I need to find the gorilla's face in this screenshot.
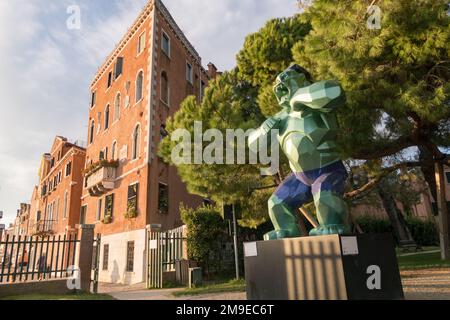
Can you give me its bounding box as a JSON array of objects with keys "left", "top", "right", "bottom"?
[{"left": 273, "top": 69, "right": 310, "bottom": 110}]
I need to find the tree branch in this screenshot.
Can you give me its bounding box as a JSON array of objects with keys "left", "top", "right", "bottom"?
[{"left": 344, "top": 161, "right": 426, "bottom": 199}]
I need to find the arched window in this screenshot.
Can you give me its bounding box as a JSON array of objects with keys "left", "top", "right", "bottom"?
[
  {"left": 104, "top": 105, "right": 110, "bottom": 130},
  {"left": 132, "top": 124, "right": 141, "bottom": 160},
  {"left": 161, "top": 71, "right": 169, "bottom": 104},
  {"left": 114, "top": 93, "right": 121, "bottom": 121},
  {"left": 112, "top": 141, "right": 117, "bottom": 160},
  {"left": 135, "top": 71, "right": 143, "bottom": 103},
  {"left": 89, "top": 120, "right": 95, "bottom": 144}
]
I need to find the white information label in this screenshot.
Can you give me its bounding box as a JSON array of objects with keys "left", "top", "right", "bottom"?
[
  {"left": 149, "top": 240, "right": 158, "bottom": 249},
  {"left": 244, "top": 242, "right": 258, "bottom": 257},
  {"left": 341, "top": 236, "right": 359, "bottom": 256}
]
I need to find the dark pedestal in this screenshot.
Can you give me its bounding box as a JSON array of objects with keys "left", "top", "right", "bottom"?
[{"left": 244, "top": 234, "right": 404, "bottom": 300}]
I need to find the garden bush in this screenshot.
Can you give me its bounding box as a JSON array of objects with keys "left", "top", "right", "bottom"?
[{"left": 356, "top": 216, "right": 439, "bottom": 246}]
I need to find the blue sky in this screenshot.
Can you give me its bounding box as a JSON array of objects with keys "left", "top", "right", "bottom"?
[{"left": 0, "top": 0, "right": 298, "bottom": 226}]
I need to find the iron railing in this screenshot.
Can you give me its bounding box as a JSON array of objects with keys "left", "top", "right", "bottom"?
[{"left": 0, "top": 234, "right": 79, "bottom": 283}]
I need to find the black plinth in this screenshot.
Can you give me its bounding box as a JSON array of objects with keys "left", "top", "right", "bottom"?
[{"left": 243, "top": 234, "right": 404, "bottom": 300}]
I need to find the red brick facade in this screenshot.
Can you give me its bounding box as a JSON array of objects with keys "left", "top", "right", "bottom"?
[
  {"left": 28, "top": 136, "right": 86, "bottom": 237},
  {"left": 81, "top": 0, "right": 207, "bottom": 237}
]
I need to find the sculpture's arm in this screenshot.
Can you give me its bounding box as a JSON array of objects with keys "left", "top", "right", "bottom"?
[
  {"left": 248, "top": 110, "right": 286, "bottom": 152},
  {"left": 290, "top": 80, "right": 346, "bottom": 112}
]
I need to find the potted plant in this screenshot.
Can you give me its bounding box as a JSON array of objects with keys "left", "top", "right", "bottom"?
[
  {"left": 125, "top": 201, "right": 138, "bottom": 219},
  {"left": 102, "top": 215, "right": 112, "bottom": 224}
]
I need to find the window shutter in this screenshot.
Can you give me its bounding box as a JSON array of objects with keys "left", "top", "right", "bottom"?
[{"left": 114, "top": 57, "right": 123, "bottom": 80}]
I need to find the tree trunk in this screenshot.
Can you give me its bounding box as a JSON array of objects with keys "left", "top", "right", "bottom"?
[
  {"left": 377, "top": 181, "right": 417, "bottom": 248},
  {"left": 419, "top": 146, "right": 438, "bottom": 206},
  {"left": 434, "top": 162, "right": 450, "bottom": 260}
]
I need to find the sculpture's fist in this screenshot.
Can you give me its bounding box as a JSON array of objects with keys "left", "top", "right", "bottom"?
[{"left": 261, "top": 117, "right": 280, "bottom": 134}]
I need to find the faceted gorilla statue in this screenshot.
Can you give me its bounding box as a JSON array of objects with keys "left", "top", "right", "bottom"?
[{"left": 249, "top": 65, "right": 351, "bottom": 240}]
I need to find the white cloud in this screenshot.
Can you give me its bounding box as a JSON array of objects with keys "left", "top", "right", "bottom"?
[{"left": 0, "top": 0, "right": 297, "bottom": 226}]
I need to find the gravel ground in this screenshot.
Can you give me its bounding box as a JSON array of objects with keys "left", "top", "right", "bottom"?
[
  {"left": 99, "top": 268, "right": 450, "bottom": 300},
  {"left": 401, "top": 268, "right": 450, "bottom": 300}
]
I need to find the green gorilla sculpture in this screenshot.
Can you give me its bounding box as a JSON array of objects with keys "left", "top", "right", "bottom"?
[{"left": 249, "top": 65, "right": 351, "bottom": 240}]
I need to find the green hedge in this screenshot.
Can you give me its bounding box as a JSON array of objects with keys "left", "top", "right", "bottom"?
[{"left": 356, "top": 216, "right": 439, "bottom": 246}]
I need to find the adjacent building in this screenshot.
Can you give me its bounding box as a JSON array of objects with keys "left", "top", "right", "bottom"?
[
  {"left": 81, "top": 0, "right": 212, "bottom": 285},
  {"left": 29, "top": 136, "right": 86, "bottom": 237}
]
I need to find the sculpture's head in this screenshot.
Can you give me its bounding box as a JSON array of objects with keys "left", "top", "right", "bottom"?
[{"left": 273, "top": 64, "right": 312, "bottom": 110}]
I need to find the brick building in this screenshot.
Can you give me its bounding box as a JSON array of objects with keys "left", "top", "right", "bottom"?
[
  {"left": 11, "top": 203, "right": 31, "bottom": 237},
  {"left": 29, "top": 136, "right": 86, "bottom": 237},
  {"left": 81, "top": 0, "right": 214, "bottom": 285}
]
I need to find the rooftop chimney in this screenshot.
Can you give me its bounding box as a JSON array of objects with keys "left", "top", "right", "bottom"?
[{"left": 207, "top": 62, "right": 218, "bottom": 79}]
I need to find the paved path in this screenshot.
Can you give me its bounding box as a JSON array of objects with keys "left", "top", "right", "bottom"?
[{"left": 99, "top": 268, "right": 450, "bottom": 300}]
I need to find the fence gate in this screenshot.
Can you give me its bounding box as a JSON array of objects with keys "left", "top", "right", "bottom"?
[{"left": 146, "top": 225, "right": 186, "bottom": 289}]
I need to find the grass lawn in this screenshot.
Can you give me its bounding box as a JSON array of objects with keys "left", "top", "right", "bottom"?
[
  {"left": 397, "top": 250, "right": 450, "bottom": 270},
  {"left": 173, "top": 279, "right": 245, "bottom": 297},
  {"left": 0, "top": 293, "right": 115, "bottom": 300}
]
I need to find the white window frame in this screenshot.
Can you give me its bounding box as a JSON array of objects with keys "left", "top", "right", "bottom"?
[
  {"left": 132, "top": 123, "right": 141, "bottom": 160},
  {"left": 137, "top": 31, "right": 146, "bottom": 56},
  {"left": 160, "top": 71, "right": 170, "bottom": 106},
  {"left": 135, "top": 70, "right": 144, "bottom": 104},
  {"left": 63, "top": 191, "right": 68, "bottom": 219},
  {"left": 161, "top": 30, "right": 171, "bottom": 58},
  {"left": 96, "top": 198, "right": 103, "bottom": 222},
  {"left": 186, "top": 62, "right": 193, "bottom": 84},
  {"left": 114, "top": 92, "right": 121, "bottom": 122}
]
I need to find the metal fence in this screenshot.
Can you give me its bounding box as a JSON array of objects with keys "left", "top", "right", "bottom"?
[
  {"left": 0, "top": 234, "right": 79, "bottom": 283},
  {"left": 147, "top": 225, "right": 186, "bottom": 288}
]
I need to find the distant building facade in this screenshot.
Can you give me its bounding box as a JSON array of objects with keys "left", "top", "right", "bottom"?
[
  {"left": 81, "top": 0, "right": 211, "bottom": 285},
  {"left": 28, "top": 136, "right": 86, "bottom": 237}
]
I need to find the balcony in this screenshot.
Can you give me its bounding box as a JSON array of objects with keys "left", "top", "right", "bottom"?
[
  {"left": 85, "top": 161, "right": 118, "bottom": 197},
  {"left": 32, "top": 220, "right": 55, "bottom": 236}
]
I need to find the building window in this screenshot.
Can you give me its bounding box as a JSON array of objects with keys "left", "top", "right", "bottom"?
[
  {"left": 107, "top": 71, "right": 113, "bottom": 88},
  {"left": 126, "top": 241, "right": 135, "bottom": 272},
  {"left": 112, "top": 141, "right": 117, "bottom": 160},
  {"left": 91, "top": 91, "right": 96, "bottom": 108},
  {"left": 186, "top": 62, "right": 193, "bottom": 84},
  {"left": 200, "top": 80, "right": 206, "bottom": 100},
  {"left": 158, "top": 183, "right": 169, "bottom": 215},
  {"left": 114, "top": 93, "right": 121, "bottom": 122},
  {"left": 162, "top": 31, "right": 170, "bottom": 57},
  {"left": 161, "top": 72, "right": 169, "bottom": 105},
  {"left": 446, "top": 171, "right": 450, "bottom": 184},
  {"left": 137, "top": 32, "right": 146, "bottom": 55},
  {"left": 114, "top": 57, "right": 123, "bottom": 80},
  {"left": 103, "top": 244, "right": 109, "bottom": 271},
  {"left": 80, "top": 205, "right": 87, "bottom": 225},
  {"left": 63, "top": 191, "right": 68, "bottom": 218},
  {"left": 55, "top": 198, "right": 60, "bottom": 221},
  {"left": 89, "top": 120, "right": 95, "bottom": 144},
  {"left": 132, "top": 124, "right": 141, "bottom": 160},
  {"left": 135, "top": 71, "right": 144, "bottom": 103},
  {"left": 104, "top": 194, "right": 114, "bottom": 219},
  {"left": 96, "top": 198, "right": 103, "bottom": 221},
  {"left": 104, "top": 105, "right": 110, "bottom": 130},
  {"left": 127, "top": 183, "right": 139, "bottom": 217},
  {"left": 65, "top": 162, "right": 72, "bottom": 177}
]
